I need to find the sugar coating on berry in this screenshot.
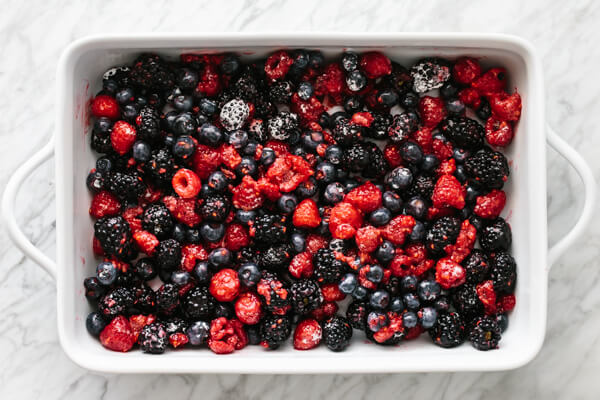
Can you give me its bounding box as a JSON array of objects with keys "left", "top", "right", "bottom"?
[{"left": 220, "top": 99, "right": 250, "bottom": 131}]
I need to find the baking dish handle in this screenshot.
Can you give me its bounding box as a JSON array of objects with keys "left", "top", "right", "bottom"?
[
  {"left": 1, "top": 137, "right": 57, "bottom": 279},
  {"left": 546, "top": 125, "right": 596, "bottom": 269}
]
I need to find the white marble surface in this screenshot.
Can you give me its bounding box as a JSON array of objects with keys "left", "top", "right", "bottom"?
[{"left": 1, "top": 0, "right": 599, "bottom": 398}]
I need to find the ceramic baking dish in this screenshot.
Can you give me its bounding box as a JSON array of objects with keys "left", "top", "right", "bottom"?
[{"left": 2, "top": 33, "right": 596, "bottom": 373}]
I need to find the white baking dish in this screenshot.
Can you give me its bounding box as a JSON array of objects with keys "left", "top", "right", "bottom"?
[{"left": 2, "top": 33, "right": 596, "bottom": 373}]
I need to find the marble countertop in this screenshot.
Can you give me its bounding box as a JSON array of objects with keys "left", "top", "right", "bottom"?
[{"left": 1, "top": 0, "right": 599, "bottom": 398}]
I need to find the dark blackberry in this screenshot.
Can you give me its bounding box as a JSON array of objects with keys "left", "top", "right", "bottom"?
[
  {"left": 144, "top": 148, "right": 176, "bottom": 188},
  {"left": 452, "top": 283, "right": 484, "bottom": 323},
  {"left": 131, "top": 283, "right": 157, "bottom": 313},
  {"left": 410, "top": 58, "right": 451, "bottom": 93},
  {"left": 289, "top": 279, "right": 323, "bottom": 315},
  {"left": 313, "top": 248, "right": 346, "bottom": 284},
  {"left": 98, "top": 287, "right": 134, "bottom": 318},
  {"left": 342, "top": 142, "right": 370, "bottom": 173},
  {"left": 258, "top": 244, "right": 293, "bottom": 270},
  {"left": 155, "top": 239, "right": 182, "bottom": 271},
  {"left": 129, "top": 53, "right": 174, "bottom": 90},
  {"left": 253, "top": 91, "right": 277, "bottom": 118},
  {"left": 107, "top": 171, "right": 145, "bottom": 202},
  {"left": 164, "top": 317, "right": 188, "bottom": 335},
  {"left": 268, "top": 80, "right": 294, "bottom": 103},
  {"left": 385, "top": 62, "right": 413, "bottom": 94},
  {"left": 388, "top": 112, "right": 419, "bottom": 143},
  {"left": 363, "top": 142, "right": 389, "bottom": 179},
  {"left": 156, "top": 283, "right": 180, "bottom": 316},
  {"left": 405, "top": 174, "right": 435, "bottom": 200},
  {"left": 425, "top": 216, "right": 461, "bottom": 257},
  {"left": 257, "top": 271, "right": 290, "bottom": 313},
  {"left": 248, "top": 119, "right": 268, "bottom": 143},
  {"left": 480, "top": 218, "right": 512, "bottom": 252},
  {"left": 489, "top": 251, "right": 517, "bottom": 294},
  {"left": 366, "top": 112, "right": 392, "bottom": 140},
  {"left": 332, "top": 117, "right": 362, "bottom": 146},
  {"left": 259, "top": 314, "right": 292, "bottom": 349},
  {"left": 139, "top": 322, "right": 168, "bottom": 354},
  {"left": 237, "top": 246, "right": 259, "bottom": 264},
  {"left": 91, "top": 130, "right": 112, "bottom": 154},
  {"left": 103, "top": 66, "right": 131, "bottom": 88},
  {"left": 267, "top": 111, "right": 300, "bottom": 141},
  {"left": 428, "top": 311, "right": 465, "bottom": 348},
  {"left": 252, "top": 213, "right": 288, "bottom": 244},
  {"left": 384, "top": 275, "right": 402, "bottom": 296},
  {"left": 181, "top": 285, "right": 215, "bottom": 319},
  {"left": 464, "top": 149, "right": 509, "bottom": 190},
  {"left": 440, "top": 116, "right": 484, "bottom": 150},
  {"left": 476, "top": 98, "right": 492, "bottom": 121},
  {"left": 469, "top": 316, "right": 501, "bottom": 351},
  {"left": 94, "top": 216, "right": 135, "bottom": 260},
  {"left": 323, "top": 316, "right": 353, "bottom": 352},
  {"left": 142, "top": 204, "right": 174, "bottom": 239},
  {"left": 137, "top": 106, "right": 161, "bottom": 143},
  {"left": 114, "top": 265, "right": 140, "bottom": 287},
  {"left": 346, "top": 301, "right": 368, "bottom": 330},
  {"left": 463, "top": 249, "right": 490, "bottom": 284},
  {"left": 199, "top": 195, "right": 231, "bottom": 222},
  {"left": 231, "top": 70, "right": 260, "bottom": 101}
]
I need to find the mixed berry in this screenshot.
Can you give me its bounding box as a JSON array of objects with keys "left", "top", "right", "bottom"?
[{"left": 84, "top": 49, "right": 520, "bottom": 354}]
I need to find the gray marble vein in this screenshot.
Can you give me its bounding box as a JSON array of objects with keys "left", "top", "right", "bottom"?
[{"left": 1, "top": 0, "right": 599, "bottom": 398}]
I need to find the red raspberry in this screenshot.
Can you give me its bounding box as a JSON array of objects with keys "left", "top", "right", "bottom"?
[
  {"left": 497, "top": 294, "right": 516, "bottom": 313},
  {"left": 381, "top": 215, "right": 416, "bottom": 245},
  {"left": 458, "top": 88, "right": 481, "bottom": 109},
  {"left": 257, "top": 177, "right": 281, "bottom": 201},
  {"left": 224, "top": 223, "right": 250, "bottom": 251},
  {"left": 265, "top": 140, "right": 290, "bottom": 156},
  {"left": 291, "top": 93, "right": 325, "bottom": 126},
  {"left": 162, "top": 196, "right": 201, "bottom": 227},
  {"left": 404, "top": 325, "right": 424, "bottom": 340},
  {"left": 384, "top": 143, "right": 403, "bottom": 167},
  {"left": 305, "top": 234, "right": 328, "bottom": 254},
  {"left": 293, "top": 319, "right": 322, "bottom": 350},
  {"left": 210, "top": 268, "right": 240, "bottom": 302},
  {"left": 266, "top": 154, "right": 313, "bottom": 192},
  {"left": 436, "top": 158, "right": 456, "bottom": 176},
  {"left": 110, "top": 120, "right": 137, "bottom": 155},
  {"left": 351, "top": 111, "right": 374, "bottom": 127},
  {"left": 373, "top": 312, "right": 403, "bottom": 344},
  {"left": 359, "top": 52, "right": 392, "bottom": 79},
  {"left": 314, "top": 63, "right": 345, "bottom": 103},
  {"left": 426, "top": 205, "right": 455, "bottom": 221},
  {"left": 219, "top": 143, "right": 242, "bottom": 170},
  {"left": 485, "top": 117, "right": 514, "bottom": 147},
  {"left": 474, "top": 189, "right": 506, "bottom": 219},
  {"left": 89, "top": 190, "right": 121, "bottom": 219},
  {"left": 355, "top": 225, "right": 381, "bottom": 253},
  {"left": 476, "top": 280, "right": 497, "bottom": 315},
  {"left": 208, "top": 318, "right": 248, "bottom": 354},
  {"left": 93, "top": 236, "right": 105, "bottom": 256},
  {"left": 91, "top": 94, "right": 120, "bottom": 120},
  {"left": 169, "top": 332, "right": 189, "bottom": 348},
  {"left": 435, "top": 258, "right": 466, "bottom": 289},
  {"left": 489, "top": 92, "right": 522, "bottom": 121},
  {"left": 235, "top": 292, "right": 263, "bottom": 325},
  {"left": 121, "top": 206, "right": 143, "bottom": 233},
  {"left": 181, "top": 244, "right": 208, "bottom": 272},
  {"left": 418, "top": 96, "right": 446, "bottom": 128},
  {"left": 139, "top": 185, "right": 163, "bottom": 208},
  {"left": 448, "top": 220, "right": 477, "bottom": 263},
  {"left": 193, "top": 144, "right": 222, "bottom": 180},
  {"left": 172, "top": 168, "right": 201, "bottom": 199},
  {"left": 232, "top": 176, "right": 264, "bottom": 211},
  {"left": 129, "top": 314, "right": 156, "bottom": 341},
  {"left": 344, "top": 181, "right": 382, "bottom": 213},
  {"left": 329, "top": 202, "right": 363, "bottom": 239},
  {"left": 432, "top": 174, "right": 465, "bottom": 210},
  {"left": 321, "top": 283, "right": 345, "bottom": 302},
  {"left": 432, "top": 138, "right": 453, "bottom": 160},
  {"left": 452, "top": 57, "right": 482, "bottom": 85},
  {"left": 471, "top": 68, "right": 507, "bottom": 96},
  {"left": 292, "top": 198, "right": 321, "bottom": 228},
  {"left": 412, "top": 127, "right": 433, "bottom": 153},
  {"left": 133, "top": 230, "right": 159, "bottom": 256},
  {"left": 99, "top": 315, "right": 136, "bottom": 352},
  {"left": 195, "top": 63, "right": 221, "bottom": 97},
  {"left": 389, "top": 254, "right": 414, "bottom": 277},
  {"left": 289, "top": 251, "right": 314, "bottom": 279},
  {"left": 264, "top": 50, "right": 293, "bottom": 81},
  {"left": 310, "top": 302, "right": 338, "bottom": 321}
]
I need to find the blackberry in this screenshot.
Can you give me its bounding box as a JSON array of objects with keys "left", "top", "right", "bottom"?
[
  {"left": 155, "top": 239, "right": 182, "bottom": 271},
  {"left": 257, "top": 271, "right": 290, "bottom": 313},
  {"left": 137, "top": 106, "right": 161, "bottom": 143},
  {"left": 114, "top": 265, "right": 140, "bottom": 288},
  {"left": 94, "top": 216, "right": 135, "bottom": 259},
  {"left": 323, "top": 316, "right": 353, "bottom": 352},
  {"left": 332, "top": 117, "right": 362, "bottom": 146},
  {"left": 98, "top": 287, "right": 134, "bottom": 318},
  {"left": 259, "top": 314, "right": 292, "bottom": 349},
  {"left": 385, "top": 62, "right": 413, "bottom": 94},
  {"left": 440, "top": 116, "right": 484, "bottom": 150},
  {"left": 129, "top": 53, "right": 174, "bottom": 90},
  {"left": 410, "top": 58, "right": 451, "bottom": 93},
  {"left": 425, "top": 216, "right": 461, "bottom": 257},
  {"left": 139, "top": 322, "right": 168, "bottom": 354},
  {"left": 258, "top": 244, "right": 293, "bottom": 270},
  {"left": 405, "top": 174, "right": 435, "bottom": 200},
  {"left": 181, "top": 286, "right": 215, "bottom": 319},
  {"left": 164, "top": 317, "right": 188, "bottom": 335},
  {"left": 253, "top": 91, "right": 277, "bottom": 118},
  {"left": 199, "top": 195, "right": 231, "bottom": 222},
  {"left": 107, "top": 171, "right": 145, "bottom": 202},
  {"left": 144, "top": 148, "right": 176, "bottom": 187},
  {"left": 363, "top": 142, "right": 389, "bottom": 179},
  {"left": 429, "top": 312, "right": 465, "bottom": 348},
  {"left": 220, "top": 98, "right": 250, "bottom": 131},
  {"left": 480, "top": 218, "right": 512, "bottom": 252},
  {"left": 452, "top": 283, "right": 484, "bottom": 323},
  {"left": 248, "top": 119, "right": 268, "bottom": 143},
  {"left": 252, "top": 213, "right": 288, "bottom": 244},
  {"left": 346, "top": 301, "right": 368, "bottom": 330},
  {"left": 342, "top": 142, "right": 370, "bottom": 173},
  {"left": 366, "top": 112, "right": 392, "bottom": 140},
  {"left": 463, "top": 249, "right": 490, "bottom": 284},
  {"left": 464, "top": 149, "right": 509, "bottom": 190},
  {"left": 237, "top": 246, "right": 259, "bottom": 264},
  {"left": 267, "top": 111, "right": 300, "bottom": 141},
  {"left": 384, "top": 275, "right": 402, "bottom": 296},
  {"left": 142, "top": 204, "right": 174, "bottom": 239},
  {"left": 231, "top": 70, "right": 260, "bottom": 101},
  {"left": 489, "top": 251, "right": 517, "bottom": 294},
  {"left": 131, "top": 283, "right": 157, "bottom": 313},
  {"left": 91, "top": 130, "right": 112, "bottom": 154},
  {"left": 388, "top": 112, "right": 419, "bottom": 143},
  {"left": 269, "top": 80, "right": 294, "bottom": 103},
  {"left": 103, "top": 66, "right": 131, "bottom": 87},
  {"left": 313, "top": 248, "right": 346, "bottom": 284},
  {"left": 156, "top": 283, "right": 180, "bottom": 316},
  {"left": 469, "top": 316, "right": 501, "bottom": 351},
  {"left": 289, "top": 279, "right": 323, "bottom": 315}
]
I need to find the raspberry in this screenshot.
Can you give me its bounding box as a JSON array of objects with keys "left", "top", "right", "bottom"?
[
  {"left": 310, "top": 301, "right": 339, "bottom": 321},
  {"left": 418, "top": 96, "right": 446, "bottom": 128},
  {"left": 99, "top": 315, "right": 136, "bottom": 352},
  {"left": 91, "top": 94, "right": 120, "bottom": 120},
  {"left": 452, "top": 57, "right": 482, "bottom": 85},
  {"left": 476, "top": 280, "right": 497, "bottom": 315},
  {"left": 359, "top": 52, "right": 392, "bottom": 79},
  {"left": 89, "top": 190, "right": 121, "bottom": 219},
  {"left": 181, "top": 244, "right": 208, "bottom": 272},
  {"left": 489, "top": 92, "right": 522, "bottom": 121},
  {"left": 162, "top": 196, "right": 201, "bottom": 227},
  {"left": 110, "top": 121, "right": 137, "bottom": 155},
  {"left": 133, "top": 230, "right": 159, "bottom": 256},
  {"left": 171, "top": 168, "right": 201, "bottom": 199},
  {"left": 224, "top": 223, "right": 250, "bottom": 251},
  {"left": 169, "top": 332, "right": 189, "bottom": 348},
  {"left": 257, "top": 177, "right": 281, "bottom": 201},
  {"left": 344, "top": 181, "right": 382, "bottom": 213},
  {"left": 471, "top": 68, "right": 507, "bottom": 96},
  {"left": 265, "top": 140, "right": 290, "bottom": 156},
  {"left": 219, "top": 143, "right": 242, "bottom": 169},
  {"left": 329, "top": 202, "right": 363, "bottom": 239},
  {"left": 314, "top": 63, "right": 345, "bottom": 102},
  {"left": 432, "top": 174, "right": 465, "bottom": 210},
  {"left": 292, "top": 198, "right": 321, "bottom": 228},
  {"left": 121, "top": 206, "right": 143, "bottom": 233},
  {"left": 474, "top": 189, "right": 506, "bottom": 219},
  {"left": 497, "top": 293, "right": 516, "bottom": 313},
  {"left": 355, "top": 225, "right": 381, "bottom": 253},
  {"left": 208, "top": 318, "right": 248, "bottom": 354},
  {"left": 383, "top": 143, "right": 403, "bottom": 167},
  {"left": 232, "top": 176, "right": 264, "bottom": 211},
  {"left": 305, "top": 234, "right": 328, "bottom": 254},
  {"left": 436, "top": 158, "right": 457, "bottom": 176},
  {"left": 432, "top": 138, "right": 453, "bottom": 161},
  {"left": 291, "top": 94, "right": 325, "bottom": 126},
  {"left": 321, "top": 283, "right": 345, "bottom": 302},
  {"left": 235, "top": 292, "right": 263, "bottom": 325},
  {"left": 485, "top": 117, "right": 514, "bottom": 147},
  {"left": 193, "top": 144, "right": 222, "bottom": 180},
  {"left": 435, "top": 258, "right": 466, "bottom": 289},
  {"left": 289, "top": 251, "right": 313, "bottom": 279},
  {"left": 351, "top": 111, "right": 374, "bottom": 127},
  {"left": 447, "top": 220, "right": 477, "bottom": 263},
  {"left": 129, "top": 314, "right": 156, "bottom": 341},
  {"left": 266, "top": 154, "right": 313, "bottom": 192},
  {"left": 458, "top": 88, "right": 481, "bottom": 109},
  {"left": 195, "top": 63, "right": 221, "bottom": 97},
  {"left": 381, "top": 215, "right": 416, "bottom": 245},
  {"left": 264, "top": 50, "right": 294, "bottom": 81},
  {"left": 293, "top": 319, "right": 322, "bottom": 350},
  {"left": 209, "top": 268, "right": 240, "bottom": 302}
]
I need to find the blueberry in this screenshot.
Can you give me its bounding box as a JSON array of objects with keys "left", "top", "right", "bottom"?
[
  {"left": 198, "top": 123, "right": 223, "bottom": 146},
  {"left": 260, "top": 147, "right": 276, "bottom": 166},
  {"left": 387, "top": 167, "right": 413, "bottom": 191},
  {"left": 96, "top": 261, "right": 118, "bottom": 286},
  {"left": 297, "top": 81, "right": 313, "bottom": 100},
  {"left": 163, "top": 133, "right": 176, "bottom": 148},
  {"left": 402, "top": 311, "right": 418, "bottom": 328},
  {"left": 324, "top": 145, "right": 342, "bottom": 165},
  {"left": 185, "top": 228, "right": 201, "bottom": 244},
  {"left": 496, "top": 313, "right": 509, "bottom": 333},
  {"left": 409, "top": 220, "right": 426, "bottom": 242},
  {"left": 84, "top": 277, "right": 106, "bottom": 300},
  {"left": 121, "top": 103, "right": 139, "bottom": 121},
  {"left": 295, "top": 177, "right": 318, "bottom": 198},
  {"left": 382, "top": 191, "right": 403, "bottom": 213},
  {"left": 96, "top": 157, "right": 113, "bottom": 174},
  {"left": 291, "top": 233, "right": 306, "bottom": 253},
  {"left": 173, "top": 95, "right": 193, "bottom": 112},
  {"left": 172, "top": 224, "right": 187, "bottom": 242},
  {"left": 405, "top": 196, "right": 427, "bottom": 220},
  {"left": 331, "top": 111, "right": 349, "bottom": 125},
  {"left": 226, "top": 129, "right": 249, "bottom": 150},
  {"left": 187, "top": 321, "right": 210, "bottom": 345},
  {"left": 370, "top": 290, "right": 390, "bottom": 310},
  {"left": 453, "top": 148, "right": 470, "bottom": 164},
  {"left": 476, "top": 99, "right": 492, "bottom": 120},
  {"left": 235, "top": 209, "right": 256, "bottom": 224},
  {"left": 134, "top": 258, "right": 157, "bottom": 281},
  {"left": 86, "top": 312, "right": 107, "bottom": 337},
  {"left": 177, "top": 68, "right": 199, "bottom": 90},
  {"left": 131, "top": 141, "right": 151, "bottom": 163},
  {"left": 400, "top": 91, "right": 419, "bottom": 109},
  {"left": 308, "top": 50, "right": 325, "bottom": 69},
  {"left": 315, "top": 162, "right": 336, "bottom": 184},
  {"left": 343, "top": 96, "right": 362, "bottom": 114},
  {"left": 115, "top": 87, "right": 135, "bottom": 104},
  {"left": 172, "top": 135, "right": 196, "bottom": 160},
  {"left": 200, "top": 223, "right": 225, "bottom": 242},
  {"left": 302, "top": 130, "right": 324, "bottom": 152},
  {"left": 418, "top": 307, "right": 438, "bottom": 329},
  {"left": 278, "top": 193, "right": 298, "bottom": 214},
  {"left": 455, "top": 165, "right": 468, "bottom": 183},
  {"left": 365, "top": 265, "right": 384, "bottom": 284},
  {"left": 417, "top": 280, "right": 441, "bottom": 301},
  {"left": 341, "top": 51, "right": 359, "bottom": 72},
  {"left": 236, "top": 156, "right": 258, "bottom": 177},
  {"left": 323, "top": 182, "right": 345, "bottom": 204},
  {"left": 389, "top": 297, "right": 405, "bottom": 313},
  {"left": 465, "top": 185, "right": 480, "bottom": 203},
  {"left": 208, "top": 248, "right": 232, "bottom": 268},
  {"left": 446, "top": 98, "right": 465, "bottom": 114},
  {"left": 94, "top": 117, "right": 113, "bottom": 135},
  {"left": 338, "top": 273, "right": 358, "bottom": 295},
  {"left": 199, "top": 98, "right": 218, "bottom": 116},
  {"left": 369, "top": 207, "right": 392, "bottom": 226},
  {"left": 193, "top": 261, "right": 211, "bottom": 283},
  {"left": 291, "top": 145, "right": 306, "bottom": 157},
  {"left": 377, "top": 89, "right": 399, "bottom": 107},
  {"left": 221, "top": 53, "right": 241, "bottom": 75},
  {"left": 440, "top": 82, "right": 459, "bottom": 99},
  {"left": 343, "top": 179, "right": 360, "bottom": 193},
  {"left": 434, "top": 296, "right": 450, "bottom": 312},
  {"left": 171, "top": 270, "right": 191, "bottom": 285},
  {"left": 319, "top": 112, "right": 333, "bottom": 129},
  {"left": 420, "top": 154, "right": 440, "bottom": 172},
  {"left": 403, "top": 293, "right": 420, "bottom": 311},
  {"left": 237, "top": 262, "right": 261, "bottom": 288},
  {"left": 162, "top": 111, "right": 178, "bottom": 131},
  {"left": 375, "top": 241, "right": 395, "bottom": 264},
  {"left": 86, "top": 171, "right": 104, "bottom": 193},
  {"left": 293, "top": 49, "right": 310, "bottom": 70},
  {"left": 207, "top": 171, "right": 228, "bottom": 193},
  {"left": 346, "top": 70, "right": 367, "bottom": 92},
  {"left": 367, "top": 311, "right": 388, "bottom": 332},
  {"left": 352, "top": 285, "right": 368, "bottom": 300},
  {"left": 196, "top": 113, "right": 210, "bottom": 126},
  {"left": 173, "top": 112, "right": 196, "bottom": 136},
  {"left": 401, "top": 275, "right": 418, "bottom": 293},
  {"left": 400, "top": 142, "right": 424, "bottom": 164},
  {"left": 243, "top": 141, "right": 259, "bottom": 157}
]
